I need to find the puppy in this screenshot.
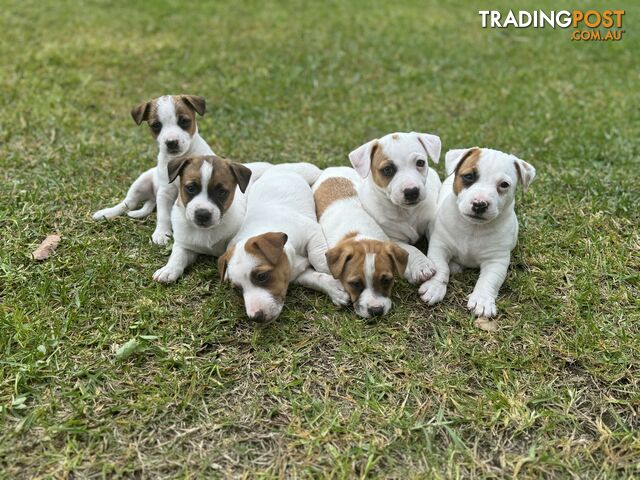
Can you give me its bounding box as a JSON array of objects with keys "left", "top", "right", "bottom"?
[
  {"left": 349, "top": 131, "right": 442, "bottom": 287},
  {"left": 152, "top": 156, "right": 271, "bottom": 283},
  {"left": 93, "top": 95, "right": 212, "bottom": 245},
  {"left": 313, "top": 167, "right": 408, "bottom": 318},
  {"left": 218, "top": 164, "right": 349, "bottom": 323},
  {"left": 418, "top": 147, "right": 536, "bottom": 317}
]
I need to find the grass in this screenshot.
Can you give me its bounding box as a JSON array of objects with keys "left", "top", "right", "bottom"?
[{"left": 1, "top": 0, "right": 638, "bottom": 477}]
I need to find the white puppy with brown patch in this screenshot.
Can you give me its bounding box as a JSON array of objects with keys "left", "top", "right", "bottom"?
[
  {"left": 218, "top": 164, "right": 349, "bottom": 323},
  {"left": 419, "top": 147, "right": 536, "bottom": 317},
  {"left": 349, "top": 131, "right": 442, "bottom": 288},
  {"left": 313, "top": 167, "right": 408, "bottom": 319},
  {"left": 93, "top": 95, "right": 212, "bottom": 245}
]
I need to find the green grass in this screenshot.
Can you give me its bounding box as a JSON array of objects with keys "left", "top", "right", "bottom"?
[{"left": 1, "top": 0, "right": 639, "bottom": 477}]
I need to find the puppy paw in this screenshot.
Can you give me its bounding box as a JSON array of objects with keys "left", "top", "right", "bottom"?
[
  {"left": 405, "top": 257, "right": 437, "bottom": 284},
  {"left": 128, "top": 208, "right": 150, "bottom": 219},
  {"left": 325, "top": 278, "right": 350, "bottom": 306},
  {"left": 418, "top": 279, "right": 447, "bottom": 305},
  {"left": 92, "top": 208, "right": 115, "bottom": 220},
  {"left": 151, "top": 228, "right": 172, "bottom": 245},
  {"left": 467, "top": 292, "right": 497, "bottom": 317},
  {"left": 449, "top": 261, "right": 463, "bottom": 275},
  {"left": 153, "top": 266, "right": 181, "bottom": 284}
]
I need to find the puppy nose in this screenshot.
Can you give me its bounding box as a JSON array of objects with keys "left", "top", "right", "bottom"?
[
  {"left": 472, "top": 200, "right": 489, "bottom": 214},
  {"left": 249, "top": 311, "right": 266, "bottom": 323},
  {"left": 368, "top": 306, "right": 384, "bottom": 317},
  {"left": 194, "top": 209, "right": 211, "bottom": 224},
  {"left": 403, "top": 187, "right": 420, "bottom": 202},
  {"left": 165, "top": 139, "right": 179, "bottom": 151}
]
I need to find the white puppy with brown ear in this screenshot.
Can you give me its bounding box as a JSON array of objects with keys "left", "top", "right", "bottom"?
[
  {"left": 349, "top": 132, "right": 442, "bottom": 288},
  {"left": 93, "top": 95, "right": 212, "bottom": 245},
  {"left": 419, "top": 147, "right": 536, "bottom": 317},
  {"left": 313, "top": 167, "right": 408, "bottom": 319},
  {"left": 218, "top": 164, "right": 349, "bottom": 323}
]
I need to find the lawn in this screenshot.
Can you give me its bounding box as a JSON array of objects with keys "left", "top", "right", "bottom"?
[{"left": 1, "top": 0, "right": 638, "bottom": 478}]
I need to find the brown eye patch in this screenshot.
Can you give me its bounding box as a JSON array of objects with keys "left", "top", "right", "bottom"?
[
  {"left": 244, "top": 233, "right": 291, "bottom": 301},
  {"left": 370, "top": 144, "right": 396, "bottom": 188},
  {"left": 172, "top": 96, "right": 198, "bottom": 136},
  {"left": 453, "top": 148, "right": 481, "bottom": 195}
]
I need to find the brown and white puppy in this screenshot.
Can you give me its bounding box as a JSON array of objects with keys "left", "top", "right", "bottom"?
[
  {"left": 419, "top": 147, "right": 536, "bottom": 317},
  {"left": 313, "top": 167, "right": 408, "bottom": 318},
  {"left": 349, "top": 132, "right": 442, "bottom": 291},
  {"left": 93, "top": 95, "right": 212, "bottom": 245},
  {"left": 219, "top": 164, "right": 349, "bottom": 323},
  {"left": 152, "top": 155, "right": 252, "bottom": 283}
]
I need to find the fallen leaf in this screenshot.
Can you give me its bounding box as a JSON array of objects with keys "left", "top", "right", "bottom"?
[
  {"left": 115, "top": 338, "right": 141, "bottom": 361},
  {"left": 474, "top": 317, "right": 498, "bottom": 332},
  {"left": 31, "top": 234, "right": 61, "bottom": 260}
]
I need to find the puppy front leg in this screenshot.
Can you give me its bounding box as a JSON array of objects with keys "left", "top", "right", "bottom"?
[
  {"left": 418, "top": 243, "right": 451, "bottom": 305},
  {"left": 294, "top": 268, "right": 349, "bottom": 306},
  {"left": 305, "top": 227, "right": 331, "bottom": 274},
  {"left": 153, "top": 245, "right": 198, "bottom": 284},
  {"left": 467, "top": 257, "right": 509, "bottom": 317},
  {"left": 152, "top": 186, "right": 176, "bottom": 245},
  {"left": 399, "top": 242, "right": 436, "bottom": 284}
]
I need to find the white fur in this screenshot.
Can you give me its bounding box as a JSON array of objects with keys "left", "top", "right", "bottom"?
[
  {"left": 419, "top": 148, "right": 536, "bottom": 317},
  {"left": 349, "top": 132, "right": 442, "bottom": 293},
  {"left": 153, "top": 161, "right": 270, "bottom": 283},
  {"left": 223, "top": 164, "right": 349, "bottom": 322},
  {"left": 92, "top": 95, "right": 213, "bottom": 246}
]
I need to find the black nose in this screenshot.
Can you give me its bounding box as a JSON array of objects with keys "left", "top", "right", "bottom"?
[
  {"left": 165, "top": 140, "right": 179, "bottom": 151},
  {"left": 403, "top": 187, "right": 420, "bottom": 202},
  {"left": 194, "top": 209, "right": 212, "bottom": 224},
  {"left": 368, "top": 306, "right": 384, "bottom": 317},
  {"left": 472, "top": 200, "right": 489, "bottom": 214},
  {"left": 249, "top": 311, "right": 266, "bottom": 323}
]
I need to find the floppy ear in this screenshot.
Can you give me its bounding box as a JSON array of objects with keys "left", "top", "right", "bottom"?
[
  {"left": 414, "top": 132, "right": 441, "bottom": 164},
  {"left": 513, "top": 157, "right": 536, "bottom": 192},
  {"left": 349, "top": 139, "right": 378, "bottom": 179},
  {"left": 131, "top": 100, "right": 152, "bottom": 125},
  {"left": 248, "top": 232, "right": 288, "bottom": 265},
  {"left": 384, "top": 242, "right": 409, "bottom": 277},
  {"left": 445, "top": 148, "right": 479, "bottom": 176},
  {"left": 325, "top": 244, "right": 353, "bottom": 279},
  {"left": 167, "top": 157, "right": 191, "bottom": 183},
  {"left": 217, "top": 247, "right": 234, "bottom": 280},
  {"left": 181, "top": 95, "right": 206, "bottom": 116},
  {"left": 229, "top": 162, "right": 252, "bottom": 193}
]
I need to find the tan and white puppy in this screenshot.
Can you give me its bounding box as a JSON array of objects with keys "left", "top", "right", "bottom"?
[
  {"left": 152, "top": 155, "right": 271, "bottom": 283},
  {"left": 349, "top": 131, "right": 442, "bottom": 288},
  {"left": 313, "top": 167, "right": 408, "bottom": 318},
  {"left": 93, "top": 95, "right": 212, "bottom": 245},
  {"left": 419, "top": 147, "right": 536, "bottom": 317},
  {"left": 218, "top": 164, "right": 349, "bottom": 323}
]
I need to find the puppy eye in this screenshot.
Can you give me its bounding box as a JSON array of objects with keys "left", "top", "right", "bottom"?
[
  {"left": 462, "top": 172, "right": 476, "bottom": 183},
  {"left": 253, "top": 271, "right": 271, "bottom": 285},
  {"left": 178, "top": 117, "right": 191, "bottom": 130},
  {"left": 150, "top": 122, "right": 162, "bottom": 133},
  {"left": 381, "top": 165, "right": 396, "bottom": 177},
  {"left": 185, "top": 183, "right": 199, "bottom": 195},
  {"left": 416, "top": 159, "right": 426, "bottom": 168},
  {"left": 216, "top": 188, "right": 229, "bottom": 200},
  {"left": 499, "top": 181, "right": 510, "bottom": 189},
  {"left": 380, "top": 275, "right": 393, "bottom": 288},
  {"left": 349, "top": 280, "right": 364, "bottom": 291}
]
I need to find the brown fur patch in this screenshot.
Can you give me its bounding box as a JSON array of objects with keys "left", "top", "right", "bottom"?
[
  {"left": 173, "top": 155, "right": 243, "bottom": 212},
  {"left": 244, "top": 233, "right": 291, "bottom": 301},
  {"left": 325, "top": 236, "right": 408, "bottom": 303},
  {"left": 313, "top": 177, "right": 357, "bottom": 218},
  {"left": 453, "top": 148, "right": 481, "bottom": 195},
  {"left": 217, "top": 244, "right": 236, "bottom": 280},
  {"left": 370, "top": 144, "right": 395, "bottom": 188},
  {"left": 172, "top": 96, "right": 198, "bottom": 136}
]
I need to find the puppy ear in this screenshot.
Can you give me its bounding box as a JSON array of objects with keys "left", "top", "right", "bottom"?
[
  {"left": 414, "top": 132, "right": 441, "bottom": 164},
  {"left": 181, "top": 95, "right": 206, "bottom": 116},
  {"left": 217, "top": 246, "right": 233, "bottom": 281},
  {"left": 247, "top": 232, "right": 288, "bottom": 265},
  {"left": 513, "top": 157, "right": 536, "bottom": 192},
  {"left": 131, "top": 100, "right": 152, "bottom": 125},
  {"left": 445, "top": 148, "right": 479, "bottom": 176},
  {"left": 167, "top": 157, "right": 191, "bottom": 183},
  {"left": 384, "top": 242, "right": 409, "bottom": 277},
  {"left": 229, "top": 162, "right": 253, "bottom": 193},
  {"left": 325, "top": 245, "right": 353, "bottom": 279},
  {"left": 349, "top": 139, "right": 378, "bottom": 178}
]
